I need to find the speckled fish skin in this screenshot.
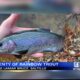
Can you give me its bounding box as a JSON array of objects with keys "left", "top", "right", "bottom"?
[{"left": 0, "top": 29, "right": 64, "bottom": 56}]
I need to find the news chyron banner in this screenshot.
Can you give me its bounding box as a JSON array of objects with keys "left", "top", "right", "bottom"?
[{"left": 0, "top": 62, "right": 79, "bottom": 70}]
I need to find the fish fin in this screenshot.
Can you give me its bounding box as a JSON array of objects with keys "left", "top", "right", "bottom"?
[
  {"left": 26, "top": 50, "right": 35, "bottom": 56},
  {"left": 5, "top": 30, "right": 39, "bottom": 37},
  {"left": 16, "top": 50, "right": 28, "bottom": 55},
  {"left": 42, "top": 50, "right": 54, "bottom": 53},
  {"left": 11, "top": 52, "right": 20, "bottom": 55},
  {"left": 26, "top": 48, "right": 40, "bottom": 56},
  {"left": 13, "top": 28, "right": 50, "bottom": 33},
  {"left": 36, "top": 28, "right": 50, "bottom": 32},
  {"left": 12, "top": 50, "right": 28, "bottom": 59},
  {"left": 5, "top": 28, "right": 51, "bottom": 38},
  {"left": 44, "top": 48, "right": 64, "bottom": 53},
  {"left": 14, "top": 55, "right": 22, "bottom": 59},
  {"left": 7, "top": 28, "right": 50, "bottom": 36},
  {"left": 11, "top": 52, "right": 22, "bottom": 58}
]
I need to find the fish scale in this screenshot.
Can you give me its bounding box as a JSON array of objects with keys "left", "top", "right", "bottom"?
[{"left": 0, "top": 29, "right": 64, "bottom": 56}]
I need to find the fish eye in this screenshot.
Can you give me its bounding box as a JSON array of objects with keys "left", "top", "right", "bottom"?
[{"left": 0, "top": 43, "right": 2, "bottom": 46}]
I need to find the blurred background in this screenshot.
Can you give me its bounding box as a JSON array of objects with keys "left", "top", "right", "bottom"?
[
  {"left": 0, "top": 0, "right": 79, "bottom": 13},
  {"left": 0, "top": 70, "right": 80, "bottom": 79}
]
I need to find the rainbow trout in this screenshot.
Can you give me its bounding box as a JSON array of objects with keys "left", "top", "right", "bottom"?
[{"left": 0, "top": 29, "right": 64, "bottom": 57}]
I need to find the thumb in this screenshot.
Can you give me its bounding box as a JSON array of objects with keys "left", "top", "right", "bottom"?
[{"left": 1, "top": 13, "right": 21, "bottom": 28}]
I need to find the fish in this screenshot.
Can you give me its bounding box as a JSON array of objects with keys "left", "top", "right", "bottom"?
[{"left": 0, "top": 28, "right": 64, "bottom": 58}]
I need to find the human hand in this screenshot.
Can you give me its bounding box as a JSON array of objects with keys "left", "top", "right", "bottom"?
[{"left": 0, "top": 14, "right": 43, "bottom": 57}]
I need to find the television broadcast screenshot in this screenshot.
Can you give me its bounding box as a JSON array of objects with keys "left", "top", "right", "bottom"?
[{"left": 0, "top": 0, "right": 80, "bottom": 79}]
